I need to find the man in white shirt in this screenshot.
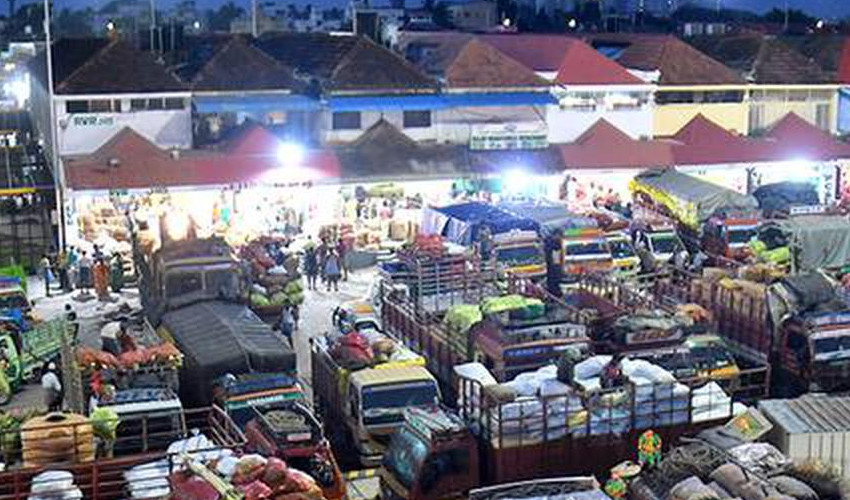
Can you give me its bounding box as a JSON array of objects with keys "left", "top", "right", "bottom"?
[{"left": 40, "top": 363, "right": 62, "bottom": 411}]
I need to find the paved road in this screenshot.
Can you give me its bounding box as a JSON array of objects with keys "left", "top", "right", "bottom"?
[{"left": 10, "top": 270, "right": 373, "bottom": 411}]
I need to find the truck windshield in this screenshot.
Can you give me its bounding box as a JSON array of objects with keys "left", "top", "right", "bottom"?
[
  {"left": 383, "top": 427, "right": 429, "bottom": 488},
  {"left": 0, "top": 293, "right": 27, "bottom": 310},
  {"left": 650, "top": 234, "right": 678, "bottom": 254},
  {"left": 607, "top": 239, "right": 635, "bottom": 259},
  {"left": 813, "top": 335, "right": 850, "bottom": 360},
  {"left": 728, "top": 227, "right": 757, "bottom": 245},
  {"left": 206, "top": 269, "right": 239, "bottom": 298},
  {"left": 362, "top": 381, "right": 438, "bottom": 425},
  {"left": 165, "top": 271, "right": 203, "bottom": 299},
  {"left": 496, "top": 246, "right": 543, "bottom": 267},
  {"left": 564, "top": 241, "right": 607, "bottom": 257}
]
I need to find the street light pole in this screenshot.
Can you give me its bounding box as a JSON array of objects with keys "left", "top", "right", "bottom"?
[
  {"left": 783, "top": 0, "right": 789, "bottom": 32},
  {"left": 43, "top": 0, "right": 64, "bottom": 249},
  {"left": 252, "top": 0, "right": 258, "bottom": 37},
  {"left": 150, "top": 0, "right": 157, "bottom": 52}
]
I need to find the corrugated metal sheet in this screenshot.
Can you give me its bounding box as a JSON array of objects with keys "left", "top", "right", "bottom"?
[{"left": 760, "top": 394, "right": 850, "bottom": 433}]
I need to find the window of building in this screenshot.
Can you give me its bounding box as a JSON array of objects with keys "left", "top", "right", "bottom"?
[
  {"left": 656, "top": 91, "right": 695, "bottom": 104},
  {"left": 65, "top": 100, "right": 89, "bottom": 114},
  {"left": 403, "top": 110, "right": 431, "bottom": 128},
  {"left": 164, "top": 97, "right": 185, "bottom": 110},
  {"left": 130, "top": 99, "right": 146, "bottom": 111},
  {"left": 332, "top": 111, "right": 361, "bottom": 130},
  {"left": 788, "top": 90, "right": 809, "bottom": 102},
  {"left": 88, "top": 100, "right": 113, "bottom": 112},
  {"left": 816, "top": 103, "right": 830, "bottom": 130},
  {"left": 147, "top": 98, "right": 165, "bottom": 110}
]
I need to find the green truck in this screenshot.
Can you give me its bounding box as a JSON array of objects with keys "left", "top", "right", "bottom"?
[{"left": 0, "top": 316, "right": 69, "bottom": 404}]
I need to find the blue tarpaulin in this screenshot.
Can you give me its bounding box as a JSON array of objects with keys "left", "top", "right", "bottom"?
[
  {"left": 423, "top": 202, "right": 539, "bottom": 245},
  {"left": 194, "top": 94, "right": 322, "bottom": 113},
  {"left": 328, "top": 92, "right": 557, "bottom": 111},
  {"left": 500, "top": 202, "right": 597, "bottom": 236}
]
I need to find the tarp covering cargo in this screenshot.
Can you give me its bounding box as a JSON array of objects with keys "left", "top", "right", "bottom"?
[
  {"left": 500, "top": 202, "right": 597, "bottom": 237},
  {"left": 160, "top": 301, "right": 296, "bottom": 407},
  {"left": 760, "top": 215, "right": 850, "bottom": 272},
  {"left": 752, "top": 182, "right": 819, "bottom": 216},
  {"left": 421, "top": 202, "right": 539, "bottom": 245},
  {"left": 630, "top": 169, "right": 759, "bottom": 229}
]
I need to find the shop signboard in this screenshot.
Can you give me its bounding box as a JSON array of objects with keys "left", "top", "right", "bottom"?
[
  {"left": 71, "top": 115, "right": 116, "bottom": 127},
  {"left": 469, "top": 123, "right": 548, "bottom": 151}
]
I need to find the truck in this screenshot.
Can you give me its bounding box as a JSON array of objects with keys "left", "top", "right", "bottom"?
[
  {"left": 134, "top": 234, "right": 297, "bottom": 408},
  {"left": 0, "top": 316, "right": 68, "bottom": 404},
  {"left": 753, "top": 212, "right": 850, "bottom": 273},
  {"left": 752, "top": 181, "right": 820, "bottom": 218},
  {"left": 209, "top": 372, "right": 347, "bottom": 500},
  {"left": 0, "top": 277, "right": 30, "bottom": 314},
  {"left": 311, "top": 334, "right": 441, "bottom": 467},
  {"left": 0, "top": 406, "right": 245, "bottom": 500},
  {"left": 379, "top": 249, "right": 592, "bottom": 394},
  {"left": 629, "top": 216, "right": 682, "bottom": 265},
  {"left": 630, "top": 169, "right": 760, "bottom": 261},
  {"left": 655, "top": 269, "right": 850, "bottom": 395},
  {"left": 500, "top": 202, "right": 614, "bottom": 281},
  {"left": 422, "top": 202, "right": 546, "bottom": 280},
  {"left": 242, "top": 400, "right": 346, "bottom": 500},
  {"left": 377, "top": 368, "right": 734, "bottom": 500}
]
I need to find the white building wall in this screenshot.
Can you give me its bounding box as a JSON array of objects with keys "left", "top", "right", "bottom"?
[
  {"left": 54, "top": 93, "right": 193, "bottom": 155},
  {"left": 547, "top": 105, "right": 653, "bottom": 142},
  {"left": 434, "top": 105, "right": 547, "bottom": 144},
  {"left": 321, "top": 109, "right": 439, "bottom": 144}
]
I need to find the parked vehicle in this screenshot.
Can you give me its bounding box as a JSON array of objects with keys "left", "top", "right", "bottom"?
[
  {"left": 752, "top": 181, "right": 820, "bottom": 218},
  {"left": 333, "top": 299, "right": 382, "bottom": 335},
  {"left": 242, "top": 400, "right": 346, "bottom": 500},
  {"left": 378, "top": 372, "right": 733, "bottom": 500},
  {"left": 561, "top": 228, "right": 614, "bottom": 280},
  {"left": 630, "top": 217, "right": 682, "bottom": 265},
  {"left": 311, "top": 334, "right": 440, "bottom": 467},
  {"left": 0, "top": 316, "right": 68, "bottom": 404},
  {"left": 630, "top": 169, "right": 761, "bottom": 260},
  {"left": 0, "top": 406, "right": 244, "bottom": 500},
  {"left": 0, "top": 276, "right": 30, "bottom": 314},
  {"left": 135, "top": 235, "right": 296, "bottom": 408},
  {"left": 656, "top": 269, "right": 850, "bottom": 394},
  {"left": 754, "top": 212, "right": 850, "bottom": 273},
  {"left": 379, "top": 249, "right": 592, "bottom": 394},
  {"left": 422, "top": 202, "right": 546, "bottom": 280},
  {"left": 605, "top": 231, "right": 640, "bottom": 277}
]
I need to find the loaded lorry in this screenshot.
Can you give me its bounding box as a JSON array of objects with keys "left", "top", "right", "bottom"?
[
  {"left": 311, "top": 333, "right": 441, "bottom": 467},
  {"left": 0, "top": 316, "right": 68, "bottom": 404},
  {"left": 753, "top": 211, "right": 850, "bottom": 273},
  {"left": 422, "top": 202, "right": 546, "bottom": 280},
  {"left": 630, "top": 169, "right": 760, "bottom": 261},
  {"left": 501, "top": 202, "right": 614, "bottom": 281},
  {"left": 376, "top": 365, "right": 735, "bottom": 500},
  {"left": 134, "top": 233, "right": 296, "bottom": 408},
  {"left": 379, "top": 247, "right": 592, "bottom": 393},
  {"left": 655, "top": 269, "right": 850, "bottom": 394}
]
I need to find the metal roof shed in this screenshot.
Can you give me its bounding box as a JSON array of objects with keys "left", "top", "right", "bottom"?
[{"left": 759, "top": 394, "right": 850, "bottom": 478}]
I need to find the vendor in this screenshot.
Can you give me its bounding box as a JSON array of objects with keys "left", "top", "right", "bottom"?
[
  {"left": 41, "top": 362, "right": 63, "bottom": 412},
  {"left": 100, "top": 321, "right": 122, "bottom": 356}
]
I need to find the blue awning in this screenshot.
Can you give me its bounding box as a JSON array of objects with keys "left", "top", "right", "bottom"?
[
  {"left": 328, "top": 91, "right": 556, "bottom": 111},
  {"left": 194, "top": 94, "right": 322, "bottom": 113}
]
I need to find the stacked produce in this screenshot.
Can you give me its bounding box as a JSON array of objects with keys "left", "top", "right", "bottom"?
[
  {"left": 241, "top": 237, "right": 304, "bottom": 312},
  {"left": 76, "top": 344, "right": 182, "bottom": 372},
  {"left": 443, "top": 294, "right": 545, "bottom": 357},
  {"left": 329, "top": 330, "right": 422, "bottom": 371}
]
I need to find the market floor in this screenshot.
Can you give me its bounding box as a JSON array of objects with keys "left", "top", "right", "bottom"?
[{"left": 10, "top": 270, "right": 374, "bottom": 411}]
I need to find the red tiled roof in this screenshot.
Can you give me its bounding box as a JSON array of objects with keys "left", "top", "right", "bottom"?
[
  {"left": 478, "top": 34, "right": 641, "bottom": 85},
  {"left": 669, "top": 114, "right": 767, "bottom": 165},
  {"left": 445, "top": 39, "right": 550, "bottom": 88},
  {"left": 763, "top": 112, "right": 850, "bottom": 161},
  {"left": 64, "top": 127, "right": 340, "bottom": 191},
  {"left": 559, "top": 119, "right": 673, "bottom": 170}
]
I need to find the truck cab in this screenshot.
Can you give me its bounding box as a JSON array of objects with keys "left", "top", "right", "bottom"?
[
  {"left": 380, "top": 406, "right": 478, "bottom": 500},
  {"left": 605, "top": 232, "right": 639, "bottom": 277},
  {"left": 243, "top": 401, "right": 346, "bottom": 500},
  {"left": 701, "top": 216, "right": 759, "bottom": 260},
  {"left": 631, "top": 219, "right": 681, "bottom": 264},
  {"left": 347, "top": 366, "right": 440, "bottom": 466},
  {"left": 560, "top": 228, "right": 613, "bottom": 280},
  {"left": 491, "top": 230, "right": 546, "bottom": 280},
  {"left": 783, "top": 314, "right": 850, "bottom": 392},
  {"left": 0, "top": 277, "right": 30, "bottom": 314},
  {"left": 0, "top": 316, "right": 67, "bottom": 403}
]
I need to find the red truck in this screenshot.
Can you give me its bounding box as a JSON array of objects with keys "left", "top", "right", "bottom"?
[
  {"left": 377, "top": 371, "right": 733, "bottom": 500},
  {"left": 655, "top": 269, "right": 850, "bottom": 395},
  {"left": 0, "top": 406, "right": 243, "bottom": 500}
]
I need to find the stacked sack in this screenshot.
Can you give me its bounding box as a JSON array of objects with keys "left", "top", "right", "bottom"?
[{"left": 27, "top": 471, "right": 82, "bottom": 500}]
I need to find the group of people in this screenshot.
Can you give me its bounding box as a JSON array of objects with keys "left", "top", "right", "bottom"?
[
  {"left": 39, "top": 245, "right": 125, "bottom": 300},
  {"left": 302, "top": 237, "right": 349, "bottom": 292}
]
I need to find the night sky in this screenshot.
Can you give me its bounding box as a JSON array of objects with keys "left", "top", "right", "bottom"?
[{"left": 28, "top": 0, "right": 850, "bottom": 18}]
